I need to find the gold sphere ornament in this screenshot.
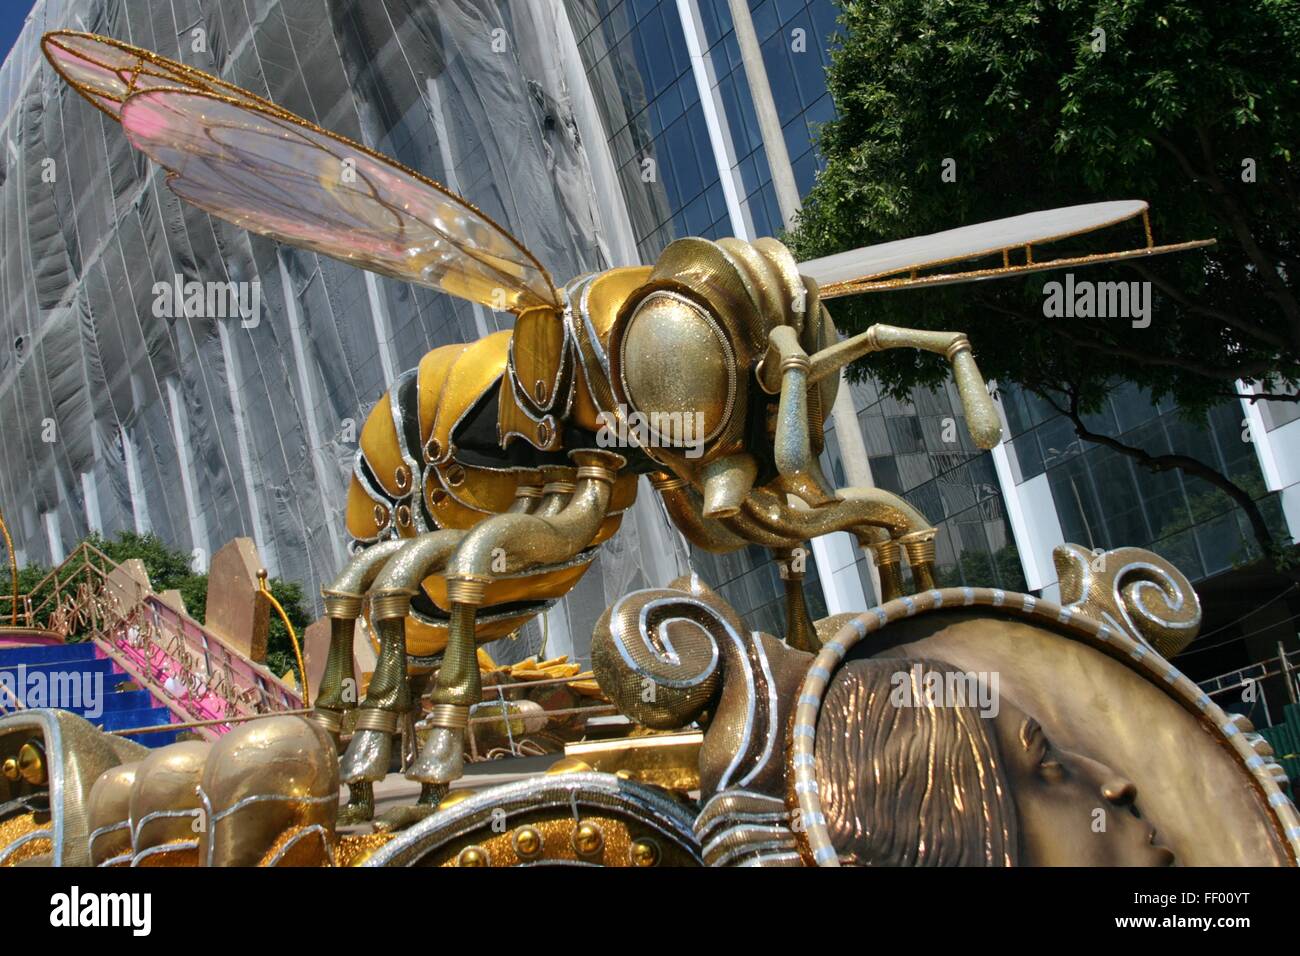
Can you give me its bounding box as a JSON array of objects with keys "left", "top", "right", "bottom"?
[
  {"left": 512, "top": 827, "right": 543, "bottom": 860},
  {"left": 1, "top": 756, "right": 17, "bottom": 782},
  {"left": 572, "top": 821, "right": 604, "bottom": 858},
  {"left": 17, "top": 741, "right": 47, "bottom": 786},
  {"left": 630, "top": 839, "right": 660, "bottom": 867},
  {"left": 457, "top": 846, "right": 489, "bottom": 867},
  {"left": 543, "top": 756, "right": 592, "bottom": 775},
  {"left": 436, "top": 789, "right": 475, "bottom": 811}
]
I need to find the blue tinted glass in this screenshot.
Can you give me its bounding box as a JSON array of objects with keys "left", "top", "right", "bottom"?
[
  {"left": 793, "top": 147, "right": 818, "bottom": 195},
  {"left": 685, "top": 192, "right": 714, "bottom": 235},
  {"left": 737, "top": 150, "right": 763, "bottom": 198},
  {"left": 641, "top": 7, "right": 674, "bottom": 96},
  {"left": 776, "top": 0, "right": 807, "bottom": 28},
  {"left": 790, "top": 16, "right": 830, "bottom": 104},
  {"left": 761, "top": 34, "right": 802, "bottom": 125},
  {"left": 811, "top": 0, "right": 842, "bottom": 53},
  {"left": 706, "top": 183, "right": 731, "bottom": 225},
  {"left": 782, "top": 112, "right": 811, "bottom": 163},
  {"left": 665, "top": 115, "right": 705, "bottom": 201},
  {"left": 752, "top": 0, "right": 780, "bottom": 40},
  {"left": 628, "top": 0, "right": 659, "bottom": 26},
  {"left": 698, "top": 0, "right": 728, "bottom": 47}
]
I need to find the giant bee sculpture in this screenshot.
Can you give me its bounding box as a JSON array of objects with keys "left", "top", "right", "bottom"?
[{"left": 44, "top": 31, "right": 1212, "bottom": 823}]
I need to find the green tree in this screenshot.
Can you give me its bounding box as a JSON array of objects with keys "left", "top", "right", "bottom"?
[{"left": 790, "top": 0, "right": 1299, "bottom": 575}]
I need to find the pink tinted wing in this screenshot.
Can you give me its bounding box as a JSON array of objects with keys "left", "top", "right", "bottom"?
[
  {"left": 118, "top": 89, "right": 559, "bottom": 313},
  {"left": 42, "top": 31, "right": 294, "bottom": 122}
]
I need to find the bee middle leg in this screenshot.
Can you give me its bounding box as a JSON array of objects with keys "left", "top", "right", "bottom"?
[{"left": 408, "top": 450, "right": 625, "bottom": 786}]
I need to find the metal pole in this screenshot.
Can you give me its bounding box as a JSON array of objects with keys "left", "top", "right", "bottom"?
[
  {"left": 0, "top": 508, "right": 17, "bottom": 626},
  {"left": 1280, "top": 641, "right": 1297, "bottom": 705}
]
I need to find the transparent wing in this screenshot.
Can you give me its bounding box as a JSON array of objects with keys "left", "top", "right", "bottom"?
[
  {"left": 42, "top": 31, "right": 290, "bottom": 121},
  {"left": 798, "top": 201, "right": 1214, "bottom": 299},
  {"left": 43, "top": 32, "right": 560, "bottom": 313}
]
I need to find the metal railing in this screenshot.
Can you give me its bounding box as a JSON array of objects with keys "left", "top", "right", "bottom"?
[{"left": 0, "top": 541, "right": 301, "bottom": 737}]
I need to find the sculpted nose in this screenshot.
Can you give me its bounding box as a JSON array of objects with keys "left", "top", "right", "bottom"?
[{"left": 1102, "top": 777, "right": 1137, "bottom": 805}]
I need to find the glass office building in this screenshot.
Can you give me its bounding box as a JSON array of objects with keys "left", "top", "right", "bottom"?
[{"left": 2, "top": 0, "right": 1294, "bottom": 676}]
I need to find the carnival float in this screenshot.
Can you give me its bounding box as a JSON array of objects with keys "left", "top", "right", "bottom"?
[{"left": 0, "top": 32, "right": 1294, "bottom": 868}]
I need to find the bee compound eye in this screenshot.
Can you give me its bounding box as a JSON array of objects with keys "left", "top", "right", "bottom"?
[{"left": 619, "top": 293, "right": 734, "bottom": 448}]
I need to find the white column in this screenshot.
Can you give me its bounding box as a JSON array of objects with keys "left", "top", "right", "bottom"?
[
  {"left": 1240, "top": 381, "right": 1300, "bottom": 540},
  {"left": 363, "top": 270, "right": 399, "bottom": 385},
  {"left": 278, "top": 255, "right": 347, "bottom": 567},
  {"left": 988, "top": 391, "right": 1063, "bottom": 596},
  {"left": 80, "top": 470, "right": 103, "bottom": 535},
  {"left": 166, "top": 378, "right": 210, "bottom": 567},
  {"left": 544, "top": 599, "right": 574, "bottom": 661},
  {"left": 550, "top": 0, "right": 644, "bottom": 269},
  {"left": 120, "top": 425, "right": 150, "bottom": 535},
  {"left": 43, "top": 510, "right": 64, "bottom": 565},
  {"left": 425, "top": 77, "right": 494, "bottom": 336},
  {"left": 216, "top": 320, "right": 276, "bottom": 574}
]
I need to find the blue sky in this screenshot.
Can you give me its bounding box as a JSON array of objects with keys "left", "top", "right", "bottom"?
[{"left": 0, "top": 1, "right": 39, "bottom": 66}]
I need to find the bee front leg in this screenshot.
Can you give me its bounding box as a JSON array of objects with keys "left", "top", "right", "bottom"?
[
  {"left": 854, "top": 527, "right": 905, "bottom": 602},
  {"left": 774, "top": 546, "right": 819, "bottom": 652}
]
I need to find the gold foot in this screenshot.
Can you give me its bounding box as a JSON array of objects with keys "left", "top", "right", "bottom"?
[
  {"left": 407, "top": 719, "right": 467, "bottom": 785},
  {"left": 339, "top": 723, "right": 395, "bottom": 784},
  {"left": 372, "top": 803, "right": 439, "bottom": 833},
  {"left": 337, "top": 781, "right": 374, "bottom": 826}
]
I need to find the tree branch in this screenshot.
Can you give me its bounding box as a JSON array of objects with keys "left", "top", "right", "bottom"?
[
  {"left": 1126, "top": 262, "right": 1289, "bottom": 351},
  {"left": 981, "top": 299, "right": 1278, "bottom": 381}
]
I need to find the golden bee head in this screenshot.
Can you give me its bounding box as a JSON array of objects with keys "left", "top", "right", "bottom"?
[{"left": 608, "top": 237, "right": 835, "bottom": 473}]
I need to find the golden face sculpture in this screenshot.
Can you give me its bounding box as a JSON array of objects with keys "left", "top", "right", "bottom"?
[
  {"left": 815, "top": 657, "right": 1176, "bottom": 866},
  {"left": 592, "top": 551, "right": 1298, "bottom": 867}
]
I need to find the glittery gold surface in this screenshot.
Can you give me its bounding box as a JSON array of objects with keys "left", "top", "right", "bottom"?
[
  {"left": 257, "top": 825, "right": 332, "bottom": 867},
  {"left": 134, "top": 841, "right": 199, "bottom": 867},
  {"left": 1053, "top": 543, "right": 1201, "bottom": 657},
  {"left": 564, "top": 733, "right": 702, "bottom": 792},
  {"left": 0, "top": 812, "right": 50, "bottom": 866},
  {"left": 336, "top": 832, "right": 397, "bottom": 868}
]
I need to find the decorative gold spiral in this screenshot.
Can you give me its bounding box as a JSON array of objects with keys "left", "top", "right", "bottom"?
[
  {"left": 590, "top": 585, "right": 725, "bottom": 729},
  {"left": 1054, "top": 543, "right": 1201, "bottom": 658}
]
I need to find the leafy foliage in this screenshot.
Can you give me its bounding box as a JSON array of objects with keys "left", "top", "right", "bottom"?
[{"left": 790, "top": 0, "right": 1299, "bottom": 414}]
